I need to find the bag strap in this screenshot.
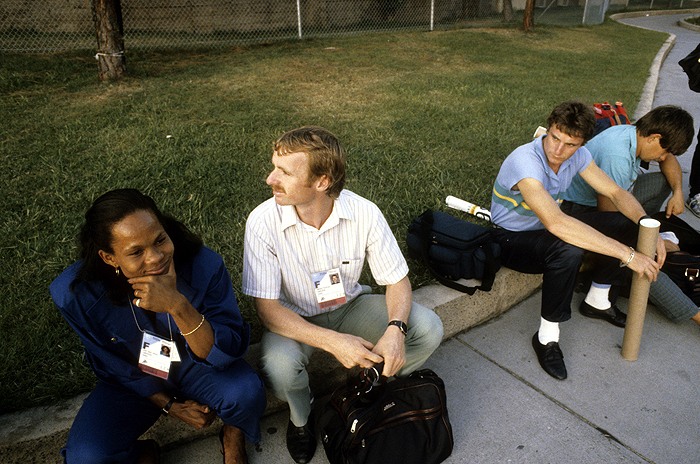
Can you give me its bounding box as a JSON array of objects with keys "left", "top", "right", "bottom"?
[
  {"left": 612, "top": 110, "right": 622, "bottom": 126},
  {"left": 415, "top": 210, "right": 499, "bottom": 295},
  {"left": 434, "top": 274, "right": 479, "bottom": 295}
]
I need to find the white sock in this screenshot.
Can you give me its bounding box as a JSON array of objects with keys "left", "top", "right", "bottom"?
[
  {"left": 585, "top": 282, "right": 612, "bottom": 310},
  {"left": 538, "top": 318, "right": 560, "bottom": 344}
]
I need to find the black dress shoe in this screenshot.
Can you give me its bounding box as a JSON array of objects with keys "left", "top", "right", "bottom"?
[
  {"left": 579, "top": 301, "right": 627, "bottom": 327},
  {"left": 286, "top": 420, "right": 317, "bottom": 464},
  {"left": 531, "top": 332, "right": 567, "bottom": 380}
]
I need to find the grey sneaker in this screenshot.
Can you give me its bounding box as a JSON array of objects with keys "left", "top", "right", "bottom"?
[{"left": 687, "top": 193, "right": 700, "bottom": 218}]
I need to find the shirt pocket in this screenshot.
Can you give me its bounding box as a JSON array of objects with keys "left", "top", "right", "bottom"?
[{"left": 337, "top": 257, "right": 363, "bottom": 284}]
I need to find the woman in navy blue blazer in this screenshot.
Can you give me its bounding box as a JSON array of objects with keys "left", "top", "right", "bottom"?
[{"left": 51, "top": 189, "right": 265, "bottom": 464}]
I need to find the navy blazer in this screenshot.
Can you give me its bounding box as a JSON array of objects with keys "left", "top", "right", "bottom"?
[{"left": 50, "top": 246, "right": 250, "bottom": 398}]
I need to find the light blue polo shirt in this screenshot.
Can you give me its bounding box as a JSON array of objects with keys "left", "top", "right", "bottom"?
[
  {"left": 563, "top": 125, "right": 639, "bottom": 207},
  {"left": 491, "top": 135, "right": 593, "bottom": 232}
]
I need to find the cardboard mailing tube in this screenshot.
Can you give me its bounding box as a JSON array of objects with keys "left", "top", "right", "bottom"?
[{"left": 621, "top": 218, "right": 660, "bottom": 361}]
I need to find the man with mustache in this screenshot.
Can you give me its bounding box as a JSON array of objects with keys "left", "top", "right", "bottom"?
[{"left": 242, "top": 126, "right": 444, "bottom": 464}]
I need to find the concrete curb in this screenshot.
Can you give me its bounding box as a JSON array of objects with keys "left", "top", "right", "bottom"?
[
  {"left": 0, "top": 268, "right": 541, "bottom": 463},
  {"left": 636, "top": 34, "right": 675, "bottom": 120},
  {"left": 610, "top": 11, "right": 680, "bottom": 120},
  {"left": 678, "top": 16, "right": 700, "bottom": 33},
  {"left": 608, "top": 9, "right": 700, "bottom": 21}
]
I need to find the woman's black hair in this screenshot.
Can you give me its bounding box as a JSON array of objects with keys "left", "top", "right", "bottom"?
[{"left": 75, "top": 188, "right": 203, "bottom": 302}]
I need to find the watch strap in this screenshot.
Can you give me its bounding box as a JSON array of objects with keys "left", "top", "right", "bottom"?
[
  {"left": 162, "top": 397, "right": 176, "bottom": 415},
  {"left": 387, "top": 320, "right": 408, "bottom": 336}
]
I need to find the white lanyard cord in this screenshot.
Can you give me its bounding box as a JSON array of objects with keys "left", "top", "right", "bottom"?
[{"left": 128, "top": 297, "right": 173, "bottom": 341}]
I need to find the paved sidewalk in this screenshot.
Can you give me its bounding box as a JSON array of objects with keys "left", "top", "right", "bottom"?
[{"left": 162, "top": 11, "right": 700, "bottom": 464}]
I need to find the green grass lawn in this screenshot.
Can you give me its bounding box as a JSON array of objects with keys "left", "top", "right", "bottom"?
[{"left": 0, "top": 19, "right": 667, "bottom": 413}]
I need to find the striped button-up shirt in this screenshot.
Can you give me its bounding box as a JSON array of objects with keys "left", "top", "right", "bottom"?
[{"left": 242, "top": 190, "right": 408, "bottom": 317}]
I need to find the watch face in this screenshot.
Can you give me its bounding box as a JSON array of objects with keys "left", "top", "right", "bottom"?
[{"left": 389, "top": 320, "right": 407, "bottom": 335}]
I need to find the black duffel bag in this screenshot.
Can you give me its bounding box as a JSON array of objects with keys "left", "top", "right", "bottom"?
[
  {"left": 662, "top": 251, "right": 700, "bottom": 305},
  {"left": 407, "top": 209, "right": 501, "bottom": 294},
  {"left": 652, "top": 212, "right": 700, "bottom": 304},
  {"left": 319, "top": 365, "right": 453, "bottom": 464}
]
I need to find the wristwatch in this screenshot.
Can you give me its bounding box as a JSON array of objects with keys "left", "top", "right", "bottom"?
[
  {"left": 162, "top": 397, "right": 177, "bottom": 415},
  {"left": 387, "top": 320, "right": 408, "bottom": 336}
]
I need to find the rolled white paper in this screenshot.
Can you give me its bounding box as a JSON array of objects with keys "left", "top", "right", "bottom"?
[{"left": 445, "top": 195, "right": 492, "bottom": 222}]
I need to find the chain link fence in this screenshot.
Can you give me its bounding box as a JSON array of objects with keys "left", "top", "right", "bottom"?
[
  {"left": 1, "top": 0, "right": 698, "bottom": 52},
  {"left": 1, "top": 0, "right": 505, "bottom": 52}
]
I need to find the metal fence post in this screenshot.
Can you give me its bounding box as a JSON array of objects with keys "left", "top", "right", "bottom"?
[{"left": 297, "top": 0, "right": 303, "bottom": 39}]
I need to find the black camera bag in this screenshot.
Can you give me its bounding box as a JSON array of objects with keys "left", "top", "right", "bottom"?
[{"left": 406, "top": 209, "right": 501, "bottom": 294}]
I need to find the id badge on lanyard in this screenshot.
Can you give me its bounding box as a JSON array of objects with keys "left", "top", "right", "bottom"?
[
  {"left": 138, "top": 332, "right": 180, "bottom": 380},
  {"left": 312, "top": 267, "right": 347, "bottom": 309},
  {"left": 129, "top": 297, "right": 181, "bottom": 380}
]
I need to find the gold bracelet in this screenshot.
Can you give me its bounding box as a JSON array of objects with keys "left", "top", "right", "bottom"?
[
  {"left": 619, "top": 247, "right": 635, "bottom": 268},
  {"left": 181, "top": 314, "right": 205, "bottom": 336}
]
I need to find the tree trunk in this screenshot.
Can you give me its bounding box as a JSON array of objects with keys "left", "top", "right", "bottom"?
[
  {"left": 92, "top": 0, "right": 126, "bottom": 81},
  {"left": 502, "top": 0, "right": 514, "bottom": 22},
  {"left": 523, "top": 0, "right": 535, "bottom": 32}
]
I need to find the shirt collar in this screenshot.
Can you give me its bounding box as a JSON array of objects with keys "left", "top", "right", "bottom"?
[{"left": 278, "top": 191, "right": 353, "bottom": 232}]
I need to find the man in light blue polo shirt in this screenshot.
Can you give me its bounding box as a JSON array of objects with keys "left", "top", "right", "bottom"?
[{"left": 491, "top": 101, "right": 663, "bottom": 380}]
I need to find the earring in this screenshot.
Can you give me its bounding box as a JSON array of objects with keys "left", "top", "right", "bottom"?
[{"left": 115, "top": 267, "right": 120, "bottom": 276}]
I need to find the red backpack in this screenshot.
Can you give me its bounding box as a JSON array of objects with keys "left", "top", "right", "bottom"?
[{"left": 592, "top": 101, "right": 630, "bottom": 137}]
